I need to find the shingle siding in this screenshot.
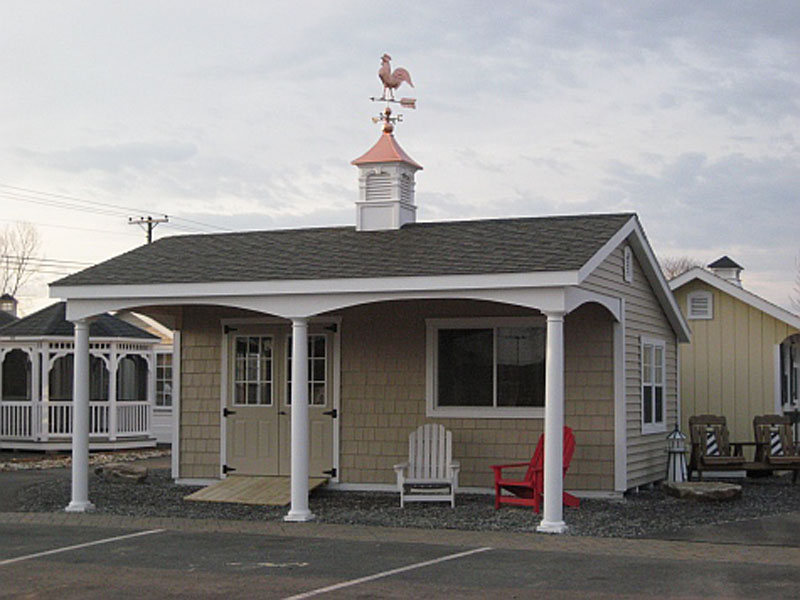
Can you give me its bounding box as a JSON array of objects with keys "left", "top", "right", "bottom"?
[{"left": 581, "top": 243, "right": 678, "bottom": 490}]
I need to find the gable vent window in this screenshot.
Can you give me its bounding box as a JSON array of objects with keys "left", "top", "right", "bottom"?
[
  {"left": 687, "top": 291, "right": 713, "bottom": 320},
  {"left": 366, "top": 172, "right": 392, "bottom": 202},
  {"left": 623, "top": 246, "right": 634, "bottom": 283}
]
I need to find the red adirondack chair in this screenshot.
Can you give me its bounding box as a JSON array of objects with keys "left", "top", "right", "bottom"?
[{"left": 491, "top": 426, "right": 580, "bottom": 513}]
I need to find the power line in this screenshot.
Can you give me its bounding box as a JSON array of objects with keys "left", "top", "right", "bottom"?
[
  {"left": 1, "top": 255, "right": 94, "bottom": 267},
  {"left": 0, "top": 217, "right": 142, "bottom": 238},
  {"left": 0, "top": 182, "right": 233, "bottom": 233}
]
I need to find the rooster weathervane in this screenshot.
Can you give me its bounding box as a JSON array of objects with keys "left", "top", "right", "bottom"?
[{"left": 370, "top": 53, "right": 416, "bottom": 132}]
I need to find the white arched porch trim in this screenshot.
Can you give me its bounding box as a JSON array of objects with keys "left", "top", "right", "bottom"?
[{"left": 58, "top": 282, "right": 624, "bottom": 529}]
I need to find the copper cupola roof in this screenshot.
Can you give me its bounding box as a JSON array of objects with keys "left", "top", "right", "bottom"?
[{"left": 351, "top": 130, "right": 423, "bottom": 170}]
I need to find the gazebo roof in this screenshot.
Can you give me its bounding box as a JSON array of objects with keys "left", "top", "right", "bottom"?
[{"left": 0, "top": 302, "right": 158, "bottom": 340}]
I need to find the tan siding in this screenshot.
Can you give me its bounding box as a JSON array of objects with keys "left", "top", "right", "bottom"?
[
  {"left": 674, "top": 280, "right": 799, "bottom": 445},
  {"left": 179, "top": 306, "right": 224, "bottom": 479},
  {"left": 338, "top": 299, "right": 615, "bottom": 491},
  {"left": 582, "top": 244, "right": 679, "bottom": 489}
]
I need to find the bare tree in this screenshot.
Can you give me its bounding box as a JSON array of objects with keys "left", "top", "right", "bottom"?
[
  {"left": 0, "top": 223, "right": 41, "bottom": 297},
  {"left": 660, "top": 255, "right": 705, "bottom": 280}
]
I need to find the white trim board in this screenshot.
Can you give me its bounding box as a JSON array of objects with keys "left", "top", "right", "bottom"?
[{"left": 670, "top": 267, "right": 800, "bottom": 331}]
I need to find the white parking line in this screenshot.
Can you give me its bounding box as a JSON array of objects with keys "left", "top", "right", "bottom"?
[
  {"left": 0, "top": 528, "right": 165, "bottom": 566},
  {"left": 283, "top": 546, "right": 493, "bottom": 600}
]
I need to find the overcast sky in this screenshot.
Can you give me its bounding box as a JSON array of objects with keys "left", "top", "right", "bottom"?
[{"left": 2, "top": 1, "right": 798, "bottom": 315}]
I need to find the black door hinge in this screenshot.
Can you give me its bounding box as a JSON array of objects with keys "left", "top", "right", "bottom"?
[
  {"left": 324, "top": 323, "right": 338, "bottom": 333},
  {"left": 322, "top": 408, "right": 338, "bottom": 419},
  {"left": 222, "top": 464, "right": 237, "bottom": 474},
  {"left": 224, "top": 325, "right": 238, "bottom": 334},
  {"left": 223, "top": 407, "right": 236, "bottom": 417},
  {"left": 322, "top": 468, "right": 337, "bottom": 478}
]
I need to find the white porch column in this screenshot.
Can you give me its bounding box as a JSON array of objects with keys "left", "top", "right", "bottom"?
[
  {"left": 66, "top": 319, "right": 95, "bottom": 513},
  {"left": 537, "top": 311, "right": 566, "bottom": 534},
  {"left": 285, "top": 317, "right": 314, "bottom": 522}
]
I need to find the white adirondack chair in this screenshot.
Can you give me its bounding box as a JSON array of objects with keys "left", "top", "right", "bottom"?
[{"left": 393, "top": 423, "right": 460, "bottom": 507}]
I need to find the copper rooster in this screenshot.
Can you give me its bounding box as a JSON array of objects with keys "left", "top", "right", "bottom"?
[{"left": 378, "top": 53, "right": 413, "bottom": 100}]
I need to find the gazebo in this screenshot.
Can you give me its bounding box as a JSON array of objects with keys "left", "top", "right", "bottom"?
[{"left": 0, "top": 302, "right": 159, "bottom": 450}]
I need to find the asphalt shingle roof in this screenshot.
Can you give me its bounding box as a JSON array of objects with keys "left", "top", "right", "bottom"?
[
  {"left": 51, "top": 213, "right": 634, "bottom": 288},
  {"left": 0, "top": 302, "right": 158, "bottom": 339}
]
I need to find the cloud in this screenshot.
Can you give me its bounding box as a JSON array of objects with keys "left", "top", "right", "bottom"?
[{"left": 16, "top": 141, "right": 197, "bottom": 173}]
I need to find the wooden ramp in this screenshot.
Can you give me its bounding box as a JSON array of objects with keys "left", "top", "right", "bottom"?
[{"left": 184, "top": 476, "right": 327, "bottom": 506}]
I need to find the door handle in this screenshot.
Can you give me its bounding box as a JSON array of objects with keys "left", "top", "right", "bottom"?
[{"left": 279, "top": 410, "right": 288, "bottom": 415}]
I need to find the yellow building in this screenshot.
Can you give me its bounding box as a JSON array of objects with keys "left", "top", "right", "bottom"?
[{"left": 670, "top": 257, "right": 800, "bottom": 445}]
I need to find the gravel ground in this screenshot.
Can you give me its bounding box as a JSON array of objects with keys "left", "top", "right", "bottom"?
[{"left": 13, "top": 467, "right": 800, "bottom": 538}]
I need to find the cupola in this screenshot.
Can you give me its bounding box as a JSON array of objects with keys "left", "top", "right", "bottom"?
[
  {"left": 351, "top": 106, "right": 422, "bottom": 231},
  {"left": 708, "top": 256, "right": 744, "bottom": 287},
  {"left": 0, "top": 293, "right": 17, "bottom": 317}
]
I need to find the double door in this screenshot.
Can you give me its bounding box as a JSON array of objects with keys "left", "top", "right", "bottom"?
[{"left": 224, "top": 325, "right": 334, "bottom": 477}]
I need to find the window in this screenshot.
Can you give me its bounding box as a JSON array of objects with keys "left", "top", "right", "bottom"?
[
  {"left": 427, "top": 318, "right": 546, "bottom": 418},
  {"left": 641, "top": 337, "right": 666, "bottom": 433},
  {"left": 156, "top": 353, "right": 172, "bottom": 407},
  {"left": 233, "top": 336, "right": 272, "bottom": 405},
  {"left": 687, "top": 291, "right": 713, "bottom": 319},
  {"left": 287, "top": 334, "right": 327, "bottom": 406}
]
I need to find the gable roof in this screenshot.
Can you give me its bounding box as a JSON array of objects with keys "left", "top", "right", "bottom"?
[
  {"left": 51, "top": 213, "right": 635, "bottom": 288},
  {"left": 0, "top": 302, "right": 159, "bottom": 340},
  {"left": 670, "top": 267, "right": 800, "bottom": 331},
  {"left": 707, "top": 256, "right": 742, "bottom": 269}
]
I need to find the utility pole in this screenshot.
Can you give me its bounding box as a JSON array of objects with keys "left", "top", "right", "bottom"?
[{"left": 128, "top": 215, "right": 168, "bottom": 244}]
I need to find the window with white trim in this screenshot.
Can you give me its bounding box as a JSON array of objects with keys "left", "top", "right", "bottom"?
[
  {"left": 641, "top": 337, "right": 666, "bottom": 433},
  {"left": 155, "top": 352, "right": 173, "bottom": 407},
  {"left": 687, "top": 290, "right": 713, "bottom": 320},
  {"left": 233, "top": 336, "right": 273, "bottom": 405},
  {"left": 427, "top": 318, "right": 546, "bottom": 418},
  {"left": 286, "top": 334, "right": 328, "bottom": 406}
]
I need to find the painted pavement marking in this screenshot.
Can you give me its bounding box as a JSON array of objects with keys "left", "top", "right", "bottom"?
[
  {"left": 282, "top": 546, "right": 493, "bottom": 600},
  {"left": 0, "top": 528, "right": 166, "bottom": 566}
]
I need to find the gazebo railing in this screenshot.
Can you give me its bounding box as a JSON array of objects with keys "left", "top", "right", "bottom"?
[
  {"left": 0, "top": 401, "right": 151, "bottom": 440},
  {"left": 0, "top": 402, "right": 40, "bottom": 439}
]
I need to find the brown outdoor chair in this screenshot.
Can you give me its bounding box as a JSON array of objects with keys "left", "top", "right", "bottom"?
[
  {"left": 688, "top": 414, "right": 745, "bottom": 480},
  {"left": 753, "top": 414, "right": 800, "bottom": 483}
]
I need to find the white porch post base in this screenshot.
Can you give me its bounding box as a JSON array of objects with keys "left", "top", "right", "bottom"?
[
  {"left": 66, "top": 319, "right": 95, "bottom": 513},
  {"left": 537, "top": 311, "right": 566, "bottom": 534},
  {"left": 284, "top": 317, "right": 315, "bottom": 523}
]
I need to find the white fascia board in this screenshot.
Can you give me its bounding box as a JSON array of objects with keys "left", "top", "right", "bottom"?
[
  {"left": 577, "top": 215, "right": 691, "bottom": 343},
  {"left": 670, "top": 268, "right": 800, "bottom": 331},
  {"left": 51, "top": 270, "right": 580, "bottom": 301},
  {"left": 62, "top": 286, "right": 570, "bottom": 322},
  {"left": 0, "top": 335, "right": 157, "bottom": 345}
]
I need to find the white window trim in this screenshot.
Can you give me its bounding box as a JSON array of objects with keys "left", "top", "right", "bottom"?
[
  {"left": 641, "top": 336, "right": 667, "bottom": 434},
  {"left": 426, "top": 316, "right": 546, "bottom": 419},
  {"left": 687, "top": 290, "right": 713, "bottom": 320},
  {"left": 231, "top": 334, "right": 274, "bottom": 407}
]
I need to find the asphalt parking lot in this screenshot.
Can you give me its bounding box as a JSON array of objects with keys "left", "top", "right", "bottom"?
[{"left": 2, "top": 517, "right": 800, "bottom": 599}]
